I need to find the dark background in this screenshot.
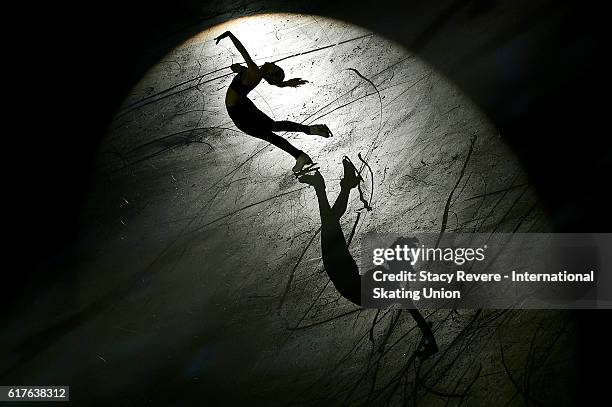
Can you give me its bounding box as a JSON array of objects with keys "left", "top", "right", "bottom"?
[{"left": 10, "top": 0, "right": 611, "bottom": 404}]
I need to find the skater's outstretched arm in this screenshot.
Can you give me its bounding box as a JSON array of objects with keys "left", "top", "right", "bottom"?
[
  {"left": 276, "top": 78, "right": 309, "bottom": 88},
  {"left": 215, "top": 31, "right": 257, "bottom": 69}
]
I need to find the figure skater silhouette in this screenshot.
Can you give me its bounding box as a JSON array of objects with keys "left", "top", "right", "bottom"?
[
  {"left": 215, "top": 31, "right": 332, "bottom": 173},
  {"left": 298, "top": 158, "right": 362, "bottom": 304},
  {"left": 299, "top": 159, "right": 438, "bottom": 358}
]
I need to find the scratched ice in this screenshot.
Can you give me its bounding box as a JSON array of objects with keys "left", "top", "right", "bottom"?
[{"left": 3, "top": 13, "right": 575, "bottom": 406}]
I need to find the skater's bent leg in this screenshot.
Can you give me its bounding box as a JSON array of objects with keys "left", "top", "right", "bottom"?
[
  {"left": 270, "top": 120, "right": 311, "bottom": 134},
  {"left": 249, "top": 130, "right": 303, "bottom": 158}
]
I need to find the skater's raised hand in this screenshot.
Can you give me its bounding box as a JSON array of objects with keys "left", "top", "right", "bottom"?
[
  {"left": 214, "top": 31, "right": 231, "bottom": 44},
  {"left": 280, "top": 78, "right": 309, "bottom": 88},
  {"left": 215, "top": 31, "right": 257, "bottom": 69}
]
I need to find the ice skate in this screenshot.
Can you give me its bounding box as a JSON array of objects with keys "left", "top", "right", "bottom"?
[
  {"left": 309, "top": 124, "right": 333, "bottom": 138},
  {"left": 340, "top": 156, "right": 363, "bottom": 189},
  {"left": 292, "top": 152, "right": 316, "bottom": 175}
]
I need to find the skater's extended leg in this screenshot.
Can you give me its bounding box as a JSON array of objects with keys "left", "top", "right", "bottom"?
[
  {"left": 248, "top": 129, "right": 303, "bottom": 159},
  {"left": 248, "top": 128, "right": 311, "bottom": 172},
  {"left": 270, "top": 120, "right": 332, "bottom": 138},
  {"left": 229, "top": 99, "right": 318, "bottom": 143},
  {"left": 270, "top": 120, "right": 311, "bottom": 133}
]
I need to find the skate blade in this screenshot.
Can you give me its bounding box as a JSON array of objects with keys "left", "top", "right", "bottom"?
[{"left": 293, "top": 164, "right": 320, "bottom": 177}]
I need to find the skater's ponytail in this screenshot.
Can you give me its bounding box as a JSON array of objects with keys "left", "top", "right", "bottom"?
[{"left": 261, "top": 62, "right": 285, "bottom": 85}]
